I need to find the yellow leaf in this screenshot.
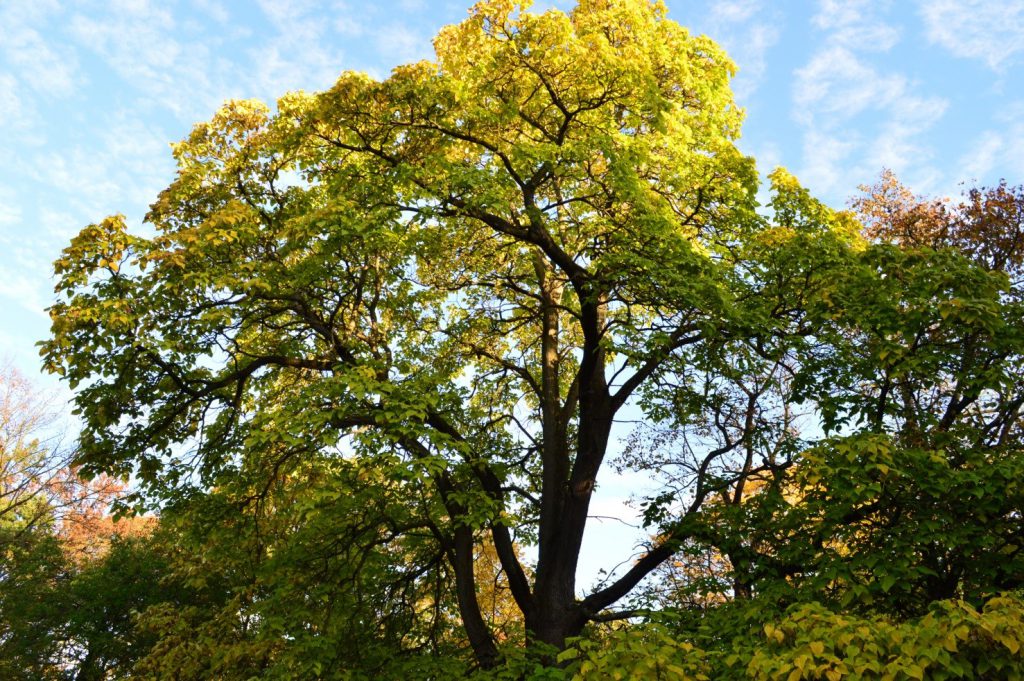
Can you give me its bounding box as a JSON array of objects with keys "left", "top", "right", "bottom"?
[{"left": 1001, "top": 635, "right": 1021, "bottom": 654}]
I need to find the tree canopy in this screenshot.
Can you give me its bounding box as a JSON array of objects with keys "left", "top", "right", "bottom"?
[{"left": 37, "top": 0, "right": 1024, "bottom": 677}]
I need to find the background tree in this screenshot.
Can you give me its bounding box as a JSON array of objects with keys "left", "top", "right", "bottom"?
[
  {"left": 1, "top": 363, "right": 70, "bottom": 538},
  {"left": 0, "top": 363, "right": 78, "bottom": 678},
  {"left": 0, "top": 364, "right": 166, "bottom": 679},
  {"left": 640, "top": 173, "right": 1024, "bottom": 678}
]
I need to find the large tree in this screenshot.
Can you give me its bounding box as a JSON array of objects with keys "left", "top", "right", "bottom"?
[{"left": 43, "top": 0, "right": 1020, "bottom": 670}]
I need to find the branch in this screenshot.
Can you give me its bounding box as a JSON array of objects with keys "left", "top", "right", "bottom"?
[
  {"left": 425, "top": 412, "right": 536, "bottom": 616},
  {"left": 586, "top": 608, "right": 651, "bottom": 623},
  {"left": 610, "top": 326, "right": 702, "bottom": 412},
  {"left": 580, "top": 542, "right": 676, "bottom": 615}
]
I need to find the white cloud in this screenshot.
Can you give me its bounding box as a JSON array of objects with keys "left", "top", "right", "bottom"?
[
  {"left": 729, "top": 23, "right": 779, "bottom": 101},
  {"left": 100, "top": 116, "right": 177, "bottom": 205},
  {"left": 255, "top": 0, "right": 320, "bottom": 24},
  {"left": 957, "top": 130, "right": 1003, "bottom": 182},
  {"left": 68, "top": 2, "right": 224, "bottom": 120},
  {"left": 335, "top": 14, "right": 366, "bottom": 37},
  {"left": 398, "top": 0, "right": 427, "bottom": 13},
  {"left": 919, "top": 105, "right": 1024, "bottom": 196},
  {"left": 864, "top": 110, "right": 946, "bottom": 186},
  {"left": 1, "top": 27, "right": 79, "bottom": 97},
  {"left": 800, "top": 130, "right": 857, "bottom": 193},
  {"left": 0, "top": 0, "right": 77, "bottom": 150},
  {"left": 0, "top": 271, "right": 50, "bottom": 320},
  {"left": 0, "top": 74, "right": 27, "bottom": 128},
  {"left": 1008, "top": 129, "right": 1024, "bottom": 179},
  {"left": 813, "top": 0, "right": 900, "bottom": 51},
  {"left": 192, "top": 0, "right": 230, "bottom": 25},
  {"left": 0, "top": 187, "right": 22, "bottom": 228},
  {"left": 793, "top": 46, "right": 906, "bottom": 124},
  {"left": 700, "top": 0, "right": 780, "bottom": 101},
  {"left": 0, "top": 73, "right": 45, "bottom": 150},
  {"left": 72, "top": 0, "right": 352, "bottom": 110},
  {"left": 248, "top": 0, "right": 350, "bottom": 95},
  {"left": 920, "top": 0, "right": 1024, "bottom": 69},
  {"left": 710, "top": 0, "right": 762, "bottom": 24},
  {"left": 792, "top": 0, "right": 947, "bottom": 198},
  {"left": 39, "top": 207, "right": 80, "bottom": 242},
  {"left": 963, "top": 101, "right": 1024, "bottom": 181},
  {"left": 26, "top": 115, "right": 175, "bottom": 239},
  {"left": 30, "top": 150, "right": 123, "bottom": 219},
  {"left": 374, "top": 23, "right": 433, "bottom": 64}
]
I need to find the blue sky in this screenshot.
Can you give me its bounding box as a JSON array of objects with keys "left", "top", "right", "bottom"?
[{"left": 1, "top": 0, "right": 1023, "bottom": 583}]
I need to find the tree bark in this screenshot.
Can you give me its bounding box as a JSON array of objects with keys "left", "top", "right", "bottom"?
[{"left": 452, "top": 524, "right": 500, "bottom": 668}]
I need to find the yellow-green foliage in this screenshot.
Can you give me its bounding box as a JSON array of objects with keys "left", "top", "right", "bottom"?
[
  {"left": 559, "top": 626, "right": 710, "bottom": 680},
  {"left": 471, "top": 597, "right": 1024, "bottom": 680},
  {"left": 746, "top": 596, "right": 1024, "bottom": 681}
]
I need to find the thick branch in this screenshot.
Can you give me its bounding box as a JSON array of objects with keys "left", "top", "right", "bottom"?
[
  {"left": 424, "top": 413, "right": 535, "bottom": 616},
  {"left": 610, "top": 326, "right": 703, "bottom": 413}
]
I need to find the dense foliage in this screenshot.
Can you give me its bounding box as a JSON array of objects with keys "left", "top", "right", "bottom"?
[{"left": 9, "top": 0, "right": 1023, "bottom": 678}]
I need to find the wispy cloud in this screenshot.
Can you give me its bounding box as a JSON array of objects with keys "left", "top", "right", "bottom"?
[
  {"left": 864, "top": 95, "right": 947, "bottom": 189},
  {"left": 699, "top": 0, "right": 780, "bottom": 101},
  {"left": 191, "top": 0, "right": 231, "bottom": 25},
  {"left": 794, "top": 46, "right": 907, "bottom": 124},
  {"left": 0, "top": 73, "right": 28, "bottom": 130},
  {"left": 710, "top": 0, "right": 762, "bottom": 24},
  {"left": 919, "top": 0, "right": 1024, "bottom": 70},
  {"left": 793, "top": 0, "right": 946, "bottom": 197},
  {"left": 958, "top": 131, "right": 1003, "bottom": 182},
  {"left": 800, "top": 129, "right": 857, "bottom": 193},
  {"left": 813, "top": 0, "right": 900, "bottom": 51},
  {"left": 68, "top": 0, "right": 222, "bottom": 120},
  {"left": 374, "top": 23, "right": 433, "bottom": 65},
  {"left": 0, "top": 0, "right": 77, "bottom": 149},
  {"left": 335, "top": 12, "right": 367, "bottom": 38},
  {"left": 1, "top": 26, "right": 79, "bottom": 97},
  {"left": 28, "top": 113, "right": 174, "bottom": 235},
  {"left": 249, "top": 0, "right": 351, "bottom": 95},
  {"left": 1006, "top": 103, "right": 1024, "bottom": 178},
  {"left": 0, "top": 268, "right": 51, "bottom": 321},
  {"left": 0, "top": 186, "right": 22, "bottom": 229},
  {"left": 398, "top": 0, "right": 427, "bottom": 13},
  {"left": 956, "top": 101, "right": 1024, "bottom": 184}
]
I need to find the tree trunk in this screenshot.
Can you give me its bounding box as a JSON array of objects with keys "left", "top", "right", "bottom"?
[{"left": 525, "top": 596, "right": 587, "bottom": 653}]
